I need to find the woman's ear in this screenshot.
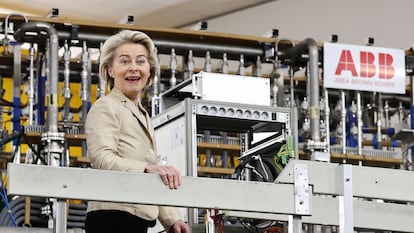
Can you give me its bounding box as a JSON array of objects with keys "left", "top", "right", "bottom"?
[{"left": 108, "top": 69, "right": 114, "bottom": 78}]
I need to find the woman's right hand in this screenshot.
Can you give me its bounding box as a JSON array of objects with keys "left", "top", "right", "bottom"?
[{"left": 145, "top": 164, "right": 182, "bottom": 189}]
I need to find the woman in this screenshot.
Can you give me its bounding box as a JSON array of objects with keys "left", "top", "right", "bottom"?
[{"left": 84, "top": 30, "right": 190, "bottom": 233}]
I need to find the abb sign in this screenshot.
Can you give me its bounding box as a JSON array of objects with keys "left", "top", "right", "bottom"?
[{"left": 324, "top": 43, "right": 406, "bottom": 93}]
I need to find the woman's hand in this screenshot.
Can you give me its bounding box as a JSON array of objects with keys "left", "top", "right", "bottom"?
[
  {"left": 170, "top": 220, "right": 190, "bottom": 233},
  {"left": 145, "top": 164, "right": 182, "bottom": 189}
]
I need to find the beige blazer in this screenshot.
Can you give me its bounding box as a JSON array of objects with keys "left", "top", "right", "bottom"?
[{"left": 85, "top": 87, "right": 181, "bottom": 229}]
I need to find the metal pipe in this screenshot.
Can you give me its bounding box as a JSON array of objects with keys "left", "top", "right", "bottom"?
[
  {"left": 289, "top": 67, "right": 295, "bottom": 108},
  {"left": 80, "top": 41, "right": 91, "bottom": 158},
  {"left": 97, "top": 43, "right": 106, "bottom": 99},
  {"left": 341, "top": 91, "right": 346, "bottom": 155},
  {"left": 221, "top": 53, "right": 229, "bottom": 74},
  {"left": 37, "top": 53, "right": 46, "bottom": 126},
  {"left": 3, "top": 13, "right": 28, "bottom": 54},
  {"left": 12, "top": 43, "right": 22, "bottom": 163},
  {"left": 238, "top": 54, "right": 245, "bottom": 75},
  {"left": 28, "top": 43, "right": 36, "bottom": 126},
  {"left": 169, "top": 48, "right": 177, "bottom": 87},
  {"left": 324, "top": 88, "right": 330, "bottom": 153},
  {"left": 204, "top": 50, "right": 212, "bottom": 72},
  {"left": 62, "top": 41, "right": 71, "bottom": 122},
  {"left": 14, "top": 22, "right": 66, "bottom": 233},
  {"left": 80, "top": 41, "right": 90, "bottom": 125},
  {"left": 153, "top": 47, "right": 161, "bottom": 96},
  {"left": 279, "top": 38, "right": 320, "bottom": 142},
  {"left": 14, "top": 22, "right": 59, "bottom": 133},
  {"left": 384, "top": 100, "right": 389, "bottom": 128},
  {"left": 376, "top": 92, "right": 383, "bottom": 150},
  {"left": 54, "top": 31, "right": 266, "bottom": 59},
  {"left": 357, "top": 92, "right": 363, "bottom": 156},
  {"left": 270, "top": 61, "right": 279, "bottom": 107},
  {"left": 253, "top": 56, "right": 262, "bottom": 77},
  {"left": 185, "top": 49, "right": 194, "bottom": 80},
  {"left": 411, "top": 75, "right": 414, "bottom": 169},
  {"left": 151, "top": 47, "right": 161, "bottom": 116}
]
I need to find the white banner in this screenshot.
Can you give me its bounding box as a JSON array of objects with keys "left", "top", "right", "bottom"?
[{"left": 324, "top": 43, "right": 406, "bottom": 94}]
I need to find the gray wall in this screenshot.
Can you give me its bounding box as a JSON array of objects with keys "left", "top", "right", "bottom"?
[{"left": 185, "top": 0, "right": 414, "bottom": 49}]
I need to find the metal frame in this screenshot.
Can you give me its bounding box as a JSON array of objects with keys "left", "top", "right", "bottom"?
[
  {"left": 6, "top": 163, "right": 310, "bottom": 233},
  {"left": 152, "top": 98, "right": 294, "bottom": 225},
  {"left": 6, "top": 159, "right": 414, "bottom": 232},
  {"left": 226, "top": 159, "right": 414, "bottom": 232}
]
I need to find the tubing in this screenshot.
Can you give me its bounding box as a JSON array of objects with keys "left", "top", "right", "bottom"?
[
  {"left": 357, "top": 92, "right": 362, "bottom": 156},
  {"left": 238, "top": 54, "right": 245, "bottom": 75},
  {"left": 204, "top": 51, "right": 212, "bottom": 72},
  {"left": 169, "top": 48, "right": 177, "bottom": 87},
  {"left": 14, "top": 22, "right": 67, "bottom": 232},
  {"left": 28, "top": 44, "right": 36, "bottom": 125},
  {"left": 279, "top": 38, "right": 320, "bottom": 142},
  {"left": 186, "top": 49, "right": 195, "bottom": 79},
  {"left": 80, "top": 42, "right": 91, "bottom": 158},
  {"left": 97, "top": 42, "right": 106, "bottom": 99},
  {"left": 62, "top": 41, "right": 71, "bottom": 122},
  {"left": 3, "top": 14, "right": 28, "bottom": 54},
  {"left": 411, "top": 75, "right": 414, "bottom": 162},
  {"left": 37, "top": 57, "right": 46, "bottom": 126},
  {"left": 221, "top": 53, "right": 229, "bottom": 74},
  {"left": 14, "top": 22, "right": 59, "bottom": 133},
  {"left": 153, "top": 47, "right": 161, "bottom": 96},
  {"left": 12, "top": 43, "right": 22, "bottom": 138},
  {"left": 253, "top": 56, "right": 262, "bottom": 77},
  {"left": 80, "top": 41, "right": 90, "bottom": 125},
  {"left": 376, "top": 93, "right": 383, "bottom": 150},
  {"left": 341, "top": 91, "right": 346, "bottom": 154},
  {"left": 270, "top": 61, "right": 279, "bottom": 107},
  {"left": 151, "top": 47, "right": 161, "bottom": 116},
  {"left": 55, "top": 31, "right": 265, "bottom": 58},
  {"left": 324, "top": 88, "right": 330, "bottom": 153}
]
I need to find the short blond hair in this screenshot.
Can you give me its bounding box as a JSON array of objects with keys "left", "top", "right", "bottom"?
[{"left": 100, "top": 30, "right": 156, "bottom": 90}]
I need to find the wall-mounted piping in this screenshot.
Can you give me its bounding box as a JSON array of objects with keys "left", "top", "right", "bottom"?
[
  {"left": 14, "top": 21, "right": 67, "bottom": 233},
  {"left": 279, "top": 38, "right": 320, "bottom": 143},
  {"left": 54, "top": 31, "right": 266, "bottom": 59},
  {"left": 14, "top": 21, "right": 59, "bottom": 133}
]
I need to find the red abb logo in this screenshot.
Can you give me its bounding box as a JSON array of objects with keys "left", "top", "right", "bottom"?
[{"left": 335, "top": 50, "right": 395, "bottom": 79}]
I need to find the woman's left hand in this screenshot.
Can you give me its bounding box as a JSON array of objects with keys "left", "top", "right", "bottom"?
[
  {"left": 145, "top": 164, "right": 182, "bottom": 189},
  {"left": 170, "top": 220, "right": 190, "bottom": 233}
]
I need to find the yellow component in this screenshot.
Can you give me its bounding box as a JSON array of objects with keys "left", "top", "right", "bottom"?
[
  {"left": 1, "top": 76, "right": 98, "bottom": 159},
  {"left": 309, "top": 106, "right": 320, "bottom": 119}
]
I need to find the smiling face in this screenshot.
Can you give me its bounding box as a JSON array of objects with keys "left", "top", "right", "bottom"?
[{"left": 108, "top": 42, "right": 150, "bottom": 104}]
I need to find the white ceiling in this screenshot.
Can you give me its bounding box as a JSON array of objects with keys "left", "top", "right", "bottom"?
[{"left": 0, "top": 0, "right": 274, "bottom": 28}]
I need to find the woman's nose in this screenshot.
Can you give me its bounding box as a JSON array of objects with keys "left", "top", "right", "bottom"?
[{"left": 129, "top": 63, "right": 140, "bottom": 72}]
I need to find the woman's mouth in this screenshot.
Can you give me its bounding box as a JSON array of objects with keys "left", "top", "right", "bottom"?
[{"left": 125, "top": 76, "right": 141, "bottom": 81}]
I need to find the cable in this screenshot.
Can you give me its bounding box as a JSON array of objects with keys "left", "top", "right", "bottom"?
[{"left": 0, "top": 168, "right": 17, "bottom": 226}]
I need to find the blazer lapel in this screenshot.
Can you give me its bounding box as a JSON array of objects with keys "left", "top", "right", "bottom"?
[{"left": 110, "top": 88, "right": 155, "bottom": 147}]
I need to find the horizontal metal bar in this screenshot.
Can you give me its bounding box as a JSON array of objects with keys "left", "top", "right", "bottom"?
[
  {"left": 225, "top": 195, "right": 414, "bottom": 232},
  {"left": 56, "top": 31, "right": 266, "bottom": 59},
  {"left": 7, "top": 163, "right": 309, "bottom": 215},
  {"left": 277, "top": 160, "right": 414, "bottom": 202}
]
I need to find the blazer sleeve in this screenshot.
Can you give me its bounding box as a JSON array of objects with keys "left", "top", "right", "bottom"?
[
  {"left": 158, "top": 206, "right": 183, "bottom": 230},
  {"left": 85, "top": 98, "right": 149, "bottom": 172}
]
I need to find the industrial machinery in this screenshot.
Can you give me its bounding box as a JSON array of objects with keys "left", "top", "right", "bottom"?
[{"left": 0, "top": 11, "right": 414, "bottom": 233}]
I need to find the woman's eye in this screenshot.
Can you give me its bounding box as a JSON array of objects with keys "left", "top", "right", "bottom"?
[
  {"left": 137, "top": 59, "right": 147, "bottom": 65},
  {"left": 120, "top": 59, "right": 129, "bottom": 64}
]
